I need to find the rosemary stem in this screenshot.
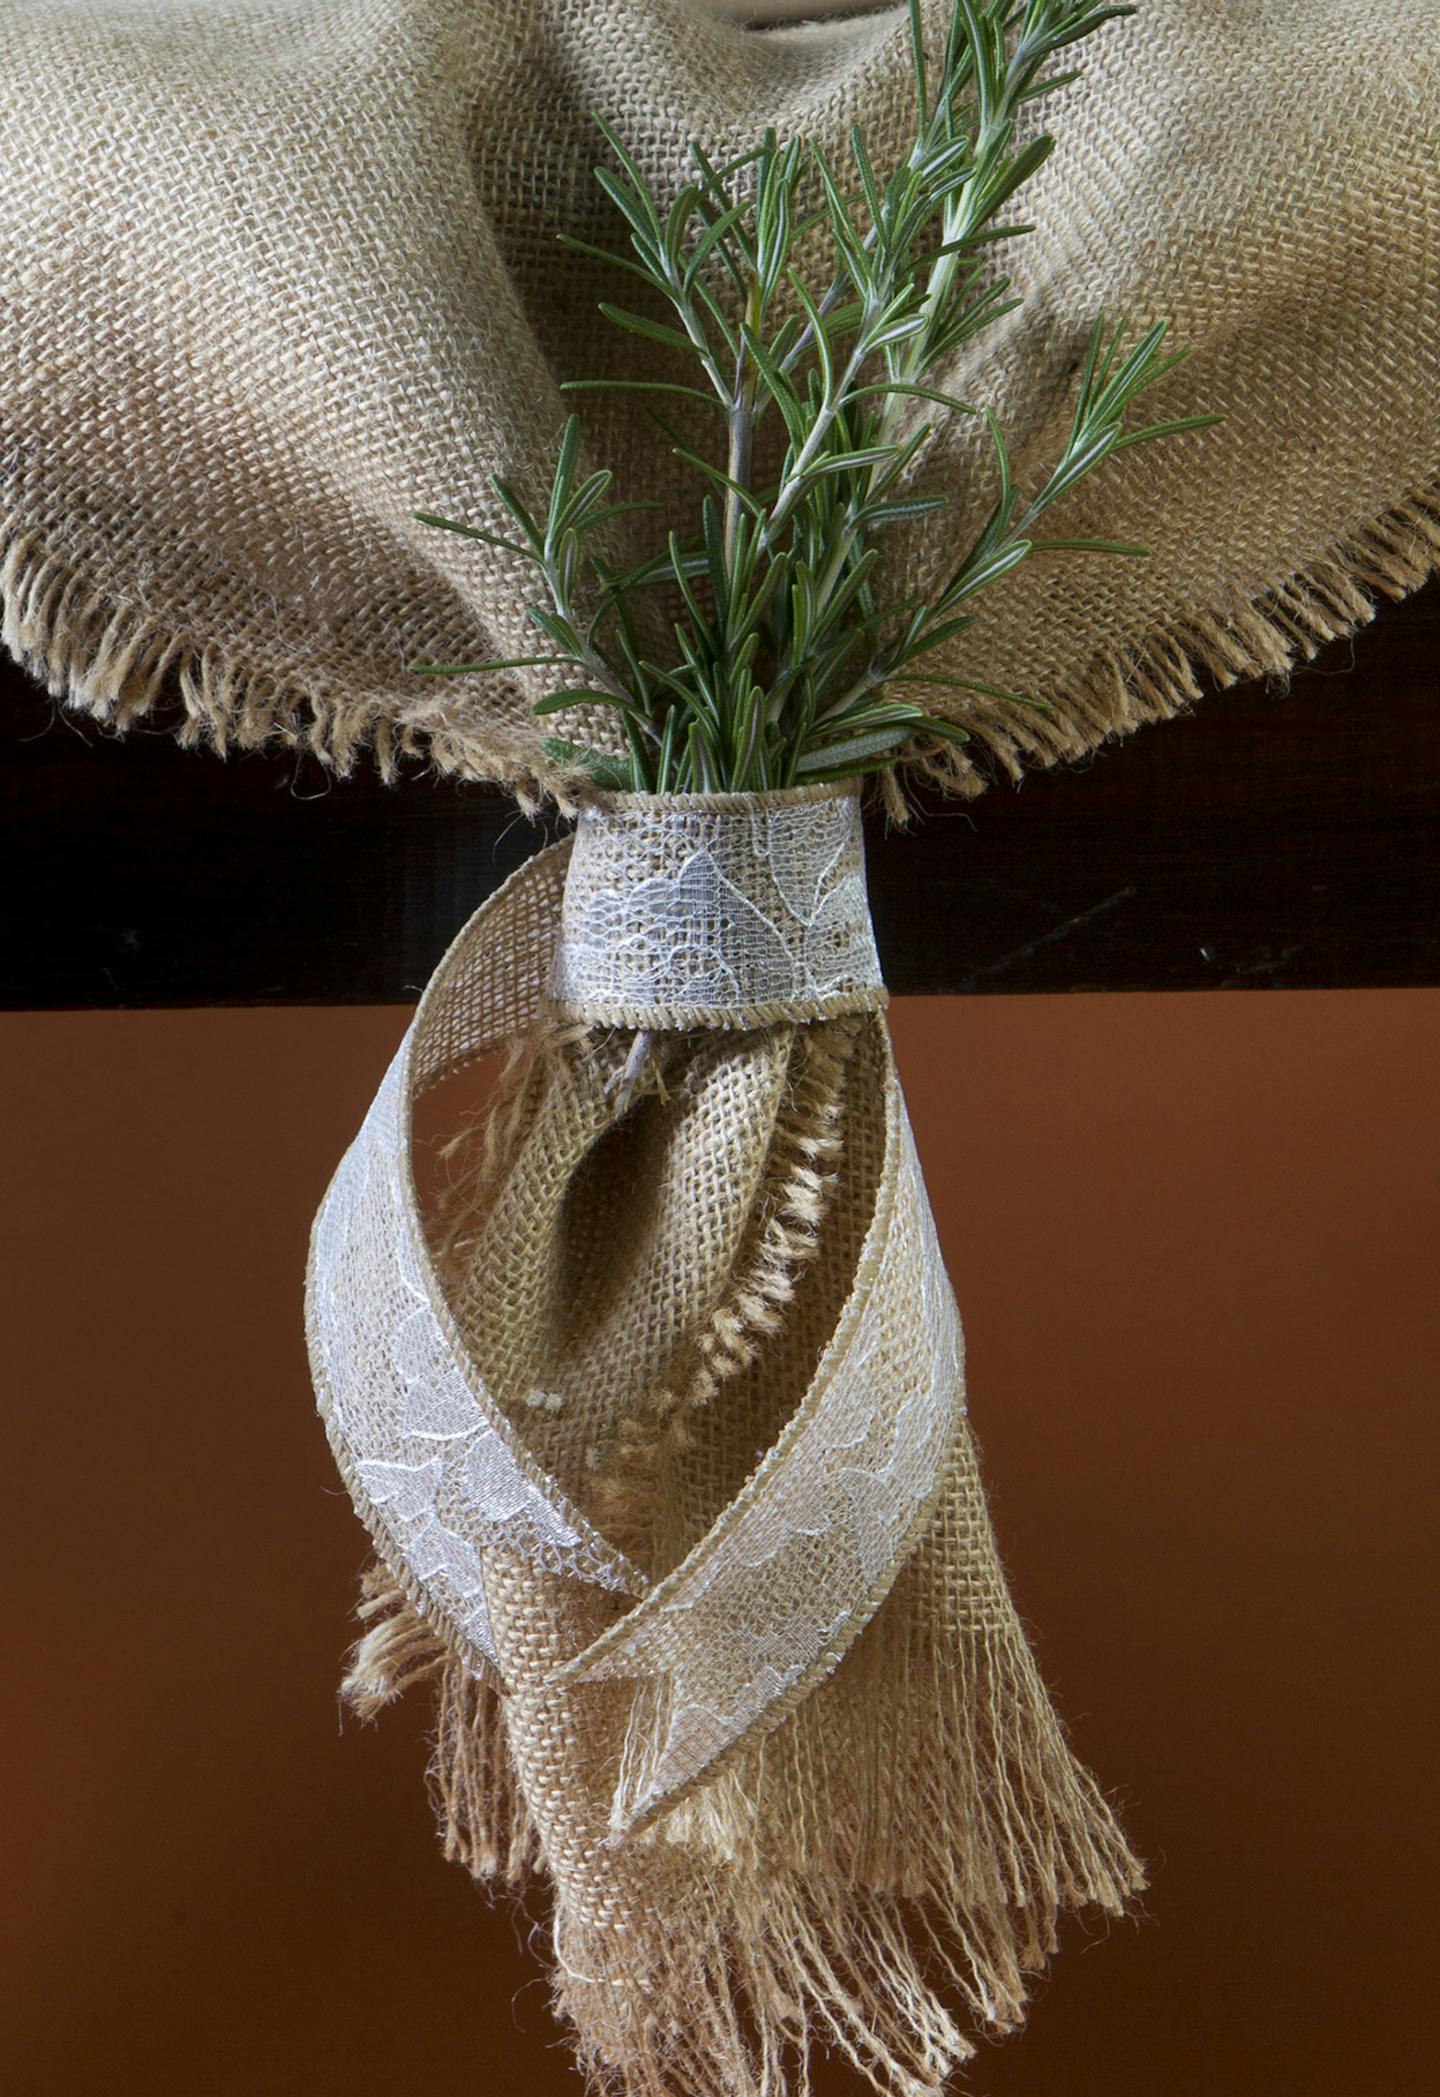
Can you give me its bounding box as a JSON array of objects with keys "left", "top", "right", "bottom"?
[{"left": 415, "top": 4, "right": 1206, "bottom": 796}]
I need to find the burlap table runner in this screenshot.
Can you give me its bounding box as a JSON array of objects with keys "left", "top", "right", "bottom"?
[{"left": 2, "top": 0, "right": 1435, "bottom": 796}]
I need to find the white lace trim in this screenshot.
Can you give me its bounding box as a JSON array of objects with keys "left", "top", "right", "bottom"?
[{"left": 547, "top": 787, "right": 886, "bottom": 1027}]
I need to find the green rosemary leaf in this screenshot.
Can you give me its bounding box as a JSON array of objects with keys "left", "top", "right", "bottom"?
[
  {"left": 623, "top": 711, "right": 656, "bottom": 788},
  {"left": 701, "top": 497, "right": 729, "bottom": 627},
  {"left": 867, "top": 419, "right": 935, "bottom": 496},
  {"left": 687, "top": 715, "right": 721, "bottom": 791},
  {"left": 896, "top": 610, "right": 978, "bottom": 658},
  {"left": 1031, "top": 426, "right": 1119, "bottom": 510},
  {"left": 797, "top": 443, "right": 911, "bottom": 487},
  {"left": 489, "top": 475, "right": 545, "bottom": 557},
  {"left": 669, "top": 444, "right": 767, "bottom": 517},
  {"left": 641, "top": 658, "right": 706, "bottom": 713},
  {"left": 656, "top": 704, "right": 681, "bottom": 791},
  {"left": 733, "top": 680, "right": 766, "bottom": 789},
  {"left": 592, "top": 116, "right": 660, "bottom": 216},
  {"left": 554, "top": 232, "right": 660, "bottom": 286},
  {"left": 539, "top": 737, "right": 635, "bottom": 789},
  {"left": 925, "top": 287, "right": 1024, "bottom": 364},
  {"left": 795, "top": 721, "right": 914, "bottom": 774},
  {"left": 688, "top": 273, "right": 742, "bottom": 362},
  {"left": 526, "top": 605, "right": 584, "bottom": 655},
  {"left": 906, "top": 0, "right": 928, "bottom": 124},
  {"left": 811, "top": 697, "right": 928, "bottom": 737},
  {"left": 669, "top": 529, "right": 713, "bottom": 641},
  {"left": 855, "top": 495, "right": 951, "bottom": 527},
  {"left": 985, "top": 405, "right": 1014, "bottom": 525},
  {"left": 729, "top": 545, "right": 792, "bottom": 650},
  {"left": 975, "top": 132, "right": 1055, "bottom": 219},
  {"left": 411, "top": 512, "right": 528, "bottom": 558},
  {"left": 1044, "top": 8, "right": 1138, "bottom": 58},
  {"left": 1031, "top": 536, "right": 1150, "bottom": 555},
  {"left": 530, "top": 686, "right": 633, "bottom": 715},
  {"left": 1014, "top": 66, "right": 1083, "bottom": 104},
  {"left": 682, "top": 199, "right": 750, "bottom": 291},
  {"left": 738, "top": 321, "right": 808, "bottom": 449},
  {"left": 664, "top": 182, "right": 703, "bottom": 270},
  {"left": 790, "top": 274, "right": 836, "bottom": 402},
  {"left": 579, "top": 500, "right": 665, "bottom": 531},
  {"left": 889, "top": 672, "right": 1043, "bottom": 708},
  {"left": 810, "top": 142, "right": 870, "bottom": 289},
  {"left": 929, "top": 222, "right": 1035, "bottom": 251},
  {"left": 940, "top": 538, "right": 1032, "bottom": 606},
  {"left": 907, "top": 714, "right": 973, "bottom": 743},
  {"left": 849, "top": 123, "right": 884, "bottom": 233},
  {"left": 850, "top": 381, "right": 978, "bottom": 415},
  {"left": 1113, "top": 410, "right": 1225, "bottom": 450},
  {"left": 597, "top": 304, "right": 697, "bottom": 356},
  {"left": 407, "top": 655, "right": 579, "bottom": 676},
  {"left": 560, "top": 378, "right": 721, "bottom": 408},
  {"left": 593, "top": 181, "right": 665, "bottom": 275}
]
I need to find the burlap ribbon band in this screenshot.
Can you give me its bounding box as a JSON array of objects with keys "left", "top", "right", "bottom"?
[{"left": 307, "top": 787, "right": 952, "bottom": 1835}]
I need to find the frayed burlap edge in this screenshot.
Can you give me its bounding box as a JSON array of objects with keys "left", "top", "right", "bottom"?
[
  {"left": 338, "top": 1544, "right": 1144, "bottom": 2097},
  {"left": 5, "top": 485, "right": 1437, "bottom": 811},
  {"left": 893, "top": 483, "right": 1440, "bottom": 816},
  {"left": 0, "top": 519, "right": 557, "bottom": 813},
  {"left": 341, "top": 1559, "right": 541, "bottom": 1885},
  {"left": 585, "top": 1016, "right": 862, "bottom": 1554}
]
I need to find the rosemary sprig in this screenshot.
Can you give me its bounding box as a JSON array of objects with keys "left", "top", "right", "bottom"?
[{"left": 414, "top": 0, "right": 1217, "bottom": 792}]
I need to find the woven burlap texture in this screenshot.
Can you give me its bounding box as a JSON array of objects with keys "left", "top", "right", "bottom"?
[
  {"left": 2, "top": 0, "right": 1436, "bottom": 795},
  {"left": 548, "top": 782, "right": 887, "bottom": 1027},
  {"left": 310, "top": 788, "right": 1142, "bottom": 2096}
]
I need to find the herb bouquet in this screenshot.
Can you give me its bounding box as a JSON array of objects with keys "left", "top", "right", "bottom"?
[{"left": 309, "top": 7, "right": 1207, "bottom": 2094}]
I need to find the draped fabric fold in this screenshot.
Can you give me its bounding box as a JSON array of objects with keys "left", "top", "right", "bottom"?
[
  {"left": 309, "top": 786, "right": 1143, "bottom": 2095},
  {"left": 2, "top": 0, "right": 1437, "bottom": 797}
]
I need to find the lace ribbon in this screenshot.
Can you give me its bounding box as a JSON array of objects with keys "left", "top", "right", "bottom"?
[
  {"left": 547, "top": 782, "right": 887, "bottom": 1029},
  {"left": 305, "top": 790, "right": 961, "bottom": 1832}
]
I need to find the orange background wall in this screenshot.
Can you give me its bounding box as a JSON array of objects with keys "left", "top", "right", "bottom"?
[{"left": 4, "top": 988, "right": 1436, "bottom": 2095}]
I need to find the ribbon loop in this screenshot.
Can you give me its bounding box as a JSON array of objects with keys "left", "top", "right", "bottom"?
[{"left": 307, "top": 798, "right": 958, "bottom": 1829}]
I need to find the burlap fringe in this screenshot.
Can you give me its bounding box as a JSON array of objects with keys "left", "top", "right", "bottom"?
[
  {"left": 340, "top": 1546, "right": 1141, "bottom": 2097},
  {"left": 429, "top": 1011, "right": 596, "bottom": 1277},
  {"left": 550, "top": 1678, "right": 1138, "bottom": 2097},
  {"left": 331, "top": 977, "right": 1149, "bottom": 2095},
  {"left": 906, "top": 489, "right": 1440, "bottom": 806},
  {"left": 0, "top": 521, "right": 553, "bottom": 810},
  {"left": 555, "top": 1447, "right": 1146, "bottom": 2097},
  {"left": 341, "top": 1560, "right": 539, "bottom": 1886},
  {"left": 340, "top": 1557, "right": 448, "bottom": 1720},
  {"left": 4, "top": 490, "right": 1436, "bottom": 805}
]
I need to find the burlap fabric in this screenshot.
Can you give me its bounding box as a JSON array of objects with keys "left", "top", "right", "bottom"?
[
  {"left": 10, "top": 5, "right": 1433, "bottom": 2089},
  {"left": 549, "top": 785, "right": 886, "bottom": 1026},
  {"left": 2, "top": 0, "right": 1436, "bottom": 796},
  {"left": 310, "top": 784, "right": 1141, "bottom": 2094}
]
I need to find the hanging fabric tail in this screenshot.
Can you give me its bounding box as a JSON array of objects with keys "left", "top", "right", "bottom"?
[{"left": 308, "top": 783, "right": 1142, "bottom": 2097}]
